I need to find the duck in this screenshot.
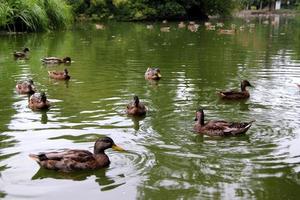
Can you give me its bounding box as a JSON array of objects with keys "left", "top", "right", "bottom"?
[
  {"left": 41, "top": 57, "right": 71, "bottom": 64},
  {"left": 16, "top": 79, "right": 35, "bottom": 94},
  {"left": 188, "top": 22, "right": 199, "bottom": 32},
  {"left": 28, "top": 92, "right": 51, "bottom": 110},
  {"left": 194, "top": 109, "right": 254, "bottom": 136},
  {"left": 29, "top": 137, "right": 124, "bottom": 172},
  {"left": 95, "top": 23, "right": 105, "bottom": 30},
  {"left": 13, "top": 47, "right": 29, "bottom": 58},
  {"left": 178, "top": 21, "right": 186, "bottom": 29},
  {"left": 218, "top": 80, "right": 253, "bottom": 100},
  {"left": 48, "top": 68, "right": 70, "bottom": 80},
  {"left": 146, "top": 24, "right": 154, "bottom": 29},
  {"left": 160, "top": 26, "right": 170, "bottom": 32},
  {"left": 145, "top": 67, "right": 162, "bottom": 80},
  {"left": 126, "top": 96, "right": 147, "bottom": 116}
]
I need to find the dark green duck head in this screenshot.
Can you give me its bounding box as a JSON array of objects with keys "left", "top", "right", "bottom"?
[{"left": 94, "top": 137, "right": 124, "bottom": 154}]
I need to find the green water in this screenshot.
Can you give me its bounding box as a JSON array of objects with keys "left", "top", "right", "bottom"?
[{"left": 0, "top": 18, "right": 300, "bottom": 199}]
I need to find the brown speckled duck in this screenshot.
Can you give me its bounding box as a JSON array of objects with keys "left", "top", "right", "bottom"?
[
  {"left": 145, "top": 67, "right": 162, "bottom": 80},
  {"left": 13, "top": 48, "right": 29, "bottom": 58},
  {"left": 28, "top": 92, "right": 51, "bottom": 110},
  {"left": 218, "top": 80, "right": 253, "bottom": 100},
  {"left": 16, "top": 79, "right": 35, "bottom": 94},
  {"left": 48, "top": 68, "right": 70, "bottom": 80},
  {"left": 126, "top": 96, "right": 147, "bottom": 116},
  {"left": 29, "top": 137, "right": 124, "bottom": 172},
  {"left": 41, "top": 57, "right": 71, "bottom": 64},
  {"left": 194, "top": 109, "right": 254, "bottom": 136}
]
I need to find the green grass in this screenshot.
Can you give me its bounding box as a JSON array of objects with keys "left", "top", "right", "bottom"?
[{"left": 0, "top": 0, "right": 73, "bottom": 32}]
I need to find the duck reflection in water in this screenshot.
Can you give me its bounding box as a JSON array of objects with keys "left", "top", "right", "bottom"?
[
  {"left": 131, "top": 115, "right": 146, "bottom": 131},
  {"left": 41, "top": 111, "right": 48, "bottom": 124},
  {"left": 31, "top": 167, "right": 125, "bottom": 191}
]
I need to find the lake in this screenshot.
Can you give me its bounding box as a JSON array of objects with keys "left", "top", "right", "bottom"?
[{"left": 0, "top": 17, "right": 300, "bottom": 199}]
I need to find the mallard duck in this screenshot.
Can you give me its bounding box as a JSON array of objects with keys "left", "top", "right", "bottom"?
[
  {"left": 48, "top": 68, "right": 70, "bottom": 80},
  {"left": 145, "top": 67, "right": 162, "bottom": 80},
  {"left": 218, "top": 80, "right": 253, "bottom": 100},
  {"left": 28, "top": 92, "right": 50, "bottom": 110},
  {"left": 13, "top": 48, "right": 29, "bottom": 58},
  {"left": 29, "top": 137, "right": 124, "bottom": 172},
  {"left": 194, "top": 109, "right": 254, "bottom": 136},
  {"left": 41, "top": 57, "right": 71, "bottom": 64},
  {"left": 16, "top": 79, "right": 35, "bottom": 94},
  {"left": 126, "top": 96, "right": 147, "bottom": 116}
]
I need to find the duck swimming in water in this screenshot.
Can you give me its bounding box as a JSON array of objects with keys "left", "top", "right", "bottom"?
[
  {"left": 218, "top": 80, "right": 253, "bottom": 100},
  {"left": 145, "top": 67, "right": 162, "bottom": 80},
  {"left": 194, "top": 109, "right": 254, "bottom": 136},
  {"left": 28, "top": 92, "right": 51, "bottom": 110},
  {"left": 126, "top": 96, "right": 147, "bottom": 116},
  {"left": 41, "top": 57, "right": 71, "bottom": 64},
  {"left": 48, "top": 68, "right": 70, "bottom": 80},
  {"left": 16, "top": 79, "right": 35, "bottom": 94},
  {"left": 13, "top": 48, "right": 29, "bottom": 58},
  {"left": 29, "top": 137, "right": 124, "bottom": 172}
]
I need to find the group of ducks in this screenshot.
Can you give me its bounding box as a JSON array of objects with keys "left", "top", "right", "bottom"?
[
  {"left": 146, "top": 20, "right": 249, "bottom": 34},
  {"left": 14, "top": 48, "right": 71, "bottom": 109},
  {"left": 13, "top": 47, "right": 256, "bottom": 172}
]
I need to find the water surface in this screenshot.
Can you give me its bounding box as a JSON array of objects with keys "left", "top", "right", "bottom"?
[{"left": 0, "top": 18, "right": 300, "bottom": 199}]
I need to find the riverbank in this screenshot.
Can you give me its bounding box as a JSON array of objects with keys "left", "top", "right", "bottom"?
[{"left": 234, "top": 9, "right": 298, "bottom": 18}]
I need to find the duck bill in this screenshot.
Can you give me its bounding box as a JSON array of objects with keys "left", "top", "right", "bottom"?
[
  {"left": 112, "top": 144, "right": 125, "bottom": 151},
  {"left": 157, "top": 73, "right": 162, "bottom": 78}
]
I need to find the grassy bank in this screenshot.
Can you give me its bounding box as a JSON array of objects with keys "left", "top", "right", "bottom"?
[{"left": 0, "top": 0, "right": 72, "bottom": 32}]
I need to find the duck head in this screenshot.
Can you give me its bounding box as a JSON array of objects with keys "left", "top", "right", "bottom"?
[
  {"left": 194, "top": 109, "right": 205, "bottom": 126},
  {"left": 147, "top": 67, "right": 161, "bottom": 79},
  {"left": 28, "top": 79, "right": 34, "bottom": 85},
  {"left": 154, "top": 68, "right": 162, "bottom": 78},
  {"left": 133, "top": 95, "right": 140, "bottom": 107},
  {"left": 64, "top": 68, "right": 69, "bottom": 75},
  {"left": 241, "top": 80, "right": 252, "bottom": 91},
  {"left": 40, "top": 92, "right": 47, "bottom": 103},
  {"left": 94, "top": 137, "right": 124, "bottom": 154},
  {"left": 23, "top": 48, "right": 30, "bottom": 53},
  {"left": 63, "top": 57, "right": 71, "bottom": 63}
]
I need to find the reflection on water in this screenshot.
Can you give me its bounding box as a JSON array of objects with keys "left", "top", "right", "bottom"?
[
  {"left": 31, "top": 167, "right": 125, "bottom": 191},
  {"left": 0, "top": 16, "right": 300, "bottom": 199}
]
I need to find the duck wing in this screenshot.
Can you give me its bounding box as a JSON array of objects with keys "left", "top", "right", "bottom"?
[
  {"left": 48, "top": 71, "right": 64, "bottom": 76},
  {"left": 42, "top": 57, "right": 59, "bottom": 61},
  {"left": 219, "top": 90, "right": 248, "bottom": 99},
  {"left": 223, "top": 121, "right": 254, "bottom": 135},
  {"left": 202, "top": 120, "right": 253, "bottom": 136},
  {"left": 29, "top": 150, "right": 95, "bottom": 171}
]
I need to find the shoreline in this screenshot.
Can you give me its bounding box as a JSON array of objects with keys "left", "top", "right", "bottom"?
[{"left": 233, "top": 9, "right": 298, "bottom": 18}]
